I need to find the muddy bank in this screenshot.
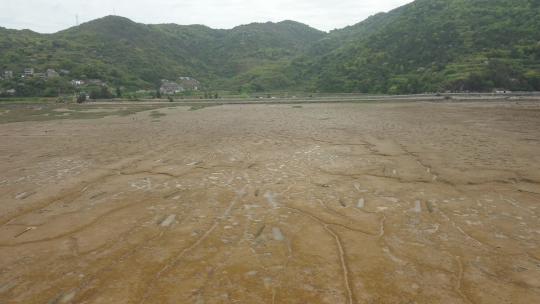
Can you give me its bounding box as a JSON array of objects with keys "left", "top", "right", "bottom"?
[{"left": 0, "top": 101, "right": 539, "bottom": 303}]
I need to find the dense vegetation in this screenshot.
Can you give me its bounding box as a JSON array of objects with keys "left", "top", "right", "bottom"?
[
  {"left": 0, "top": 17, "right": 324, "bottom": 96},
  {"left": 1, "top": 0, "right": 539, "bottom": 96},
  {"left": 288, "top": 0, "right": 540, "bottom": 93}
]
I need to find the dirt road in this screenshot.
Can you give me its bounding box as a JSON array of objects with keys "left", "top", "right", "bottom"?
[{"left": 1, "top": 101, "right": 539, "bottom": 303}]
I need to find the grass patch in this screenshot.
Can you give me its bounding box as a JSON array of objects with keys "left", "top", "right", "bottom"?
[
  {"left": 149, "top": 111, "right": 167, "bottom": 118},
  {"left": 0, "top": 103, "right": 168, "bottom": 124},
  {"left": 188, "top": 103, "right": 218, "bottom": 111}
]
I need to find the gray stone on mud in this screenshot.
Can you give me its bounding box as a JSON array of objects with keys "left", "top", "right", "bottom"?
[
  {"left": 357, "top": 198, "right": 365, "bottom": 209},
  {"left": 272, "top": 227, "right": 284, "bottom": 241},
  {"left": 160, "top": 214, "right": 176, "bottom": 227},
  {"left": 15, "top": 191, "right": 35, "bottom": 200},
  {"left": 413, "top": 201, "right": 422, "bottom": 213}
]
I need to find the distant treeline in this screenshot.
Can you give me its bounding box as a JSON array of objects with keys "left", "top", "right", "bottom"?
[{"left": 1, "top": 0, "right": 539, "bottom": 96}]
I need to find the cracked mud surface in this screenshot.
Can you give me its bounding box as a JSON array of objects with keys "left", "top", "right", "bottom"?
[{"left": 1, "top": 101, "right": 540, "bottom": 303}]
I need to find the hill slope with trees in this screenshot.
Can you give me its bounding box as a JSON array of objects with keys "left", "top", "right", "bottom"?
[
  {"left": 286, "top": 0, "right": 540, "bottom": 93},
  {"left": 0, "top": 16, "right": 325, "bottom": 95},
  {"left": 1, "top": 0, "right": 539, "bottom": 96}
]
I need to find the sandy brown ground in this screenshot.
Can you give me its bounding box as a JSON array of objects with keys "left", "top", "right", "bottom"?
[{"left": 1, "top": 101, "right": 540, "bottom": 304}]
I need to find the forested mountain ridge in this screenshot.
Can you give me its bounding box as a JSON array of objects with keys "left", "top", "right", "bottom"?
[
  {"left": 1, "top": 0, "right": 540, "bottom": 96},
  {"left": 0, "top": 16, "right": 325, "bottom": 94},
  {"left": 286, "top": 0, "right": 540, "bottom": 93}
]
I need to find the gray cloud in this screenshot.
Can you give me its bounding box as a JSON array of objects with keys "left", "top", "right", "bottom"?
[{"left": 0, "top": 0, "right": 413, "bottom": 33}]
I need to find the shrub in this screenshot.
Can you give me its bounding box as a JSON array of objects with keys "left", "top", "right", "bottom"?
[{"left": 76, "top": 93, "right": 86, "bottom": 103}]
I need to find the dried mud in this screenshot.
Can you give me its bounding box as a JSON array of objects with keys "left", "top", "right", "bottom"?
[{"left": 1, "top": 101, "right": 540, "bottom": 303}]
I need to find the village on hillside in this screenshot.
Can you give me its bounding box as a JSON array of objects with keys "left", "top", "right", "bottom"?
[
  {"left": 0, "top": 67, "right": 202, "bottom": 99},
  {"left": 159, "top": 77, "right": 201, "bottom": 95}
]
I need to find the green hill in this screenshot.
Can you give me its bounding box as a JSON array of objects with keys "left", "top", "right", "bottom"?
[
  {"left": 287, "top": 0, "right": 540, "bottom": 93},
  {"left": 0, "top": 16, "right": 325, "bottom": 96},
  {"left": 1, "top": 0, "right": 540, "bottom": 96}
]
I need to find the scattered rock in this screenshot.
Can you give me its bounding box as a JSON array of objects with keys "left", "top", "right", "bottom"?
[
  {"left": 425, "top": 201, "right": 434, "bottom": 213},
  {"left": 0, "top": 281, "right": 16, "bottom": 294},
  {"left": 160, "top": 214, "right": 176, "bottom": 227},
  {"left": 263, "top": 277, "right": 273, "bottom": 289},
  {"left": 263, "top": 192, "right": 278, "bottom": 208},
  {"left": 514, "top": 266, "right": 528, "bottom": 273},
  {"left": 14, "top": 226, "right": 36, "bottom": 238},
  {"left": 254, "top": 225, "right": 266, "bottom": 239},
  {"left": 384, "top": 197, "right": 399, "bottom": 203},
  {"left": 245, "top": 271, "right": 258, "bottom": 277},
  {"left": 15, "top": 191, "right": 35, "bottom": 200},
  {"left": 357, "top": 198, "right": 365, "bottom": 209},
  {"left": 89, "top": 192, "right": 107, "bottom": 200},
  {"left": 59, "top": 291, "right": 76, "bottom": 303},
  {"left": 272, "top": 227, "right": 284, "bottom": 241},
  {"left": 412, "top": 200, "right": 422, "bottom": 213}
]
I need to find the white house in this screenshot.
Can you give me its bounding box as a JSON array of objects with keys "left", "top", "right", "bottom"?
[
  {"left": 160, "top": 81, "right": 184, "bottom": 95},
  {"left": 24, "top": 68, "right": 34, "bottom": 76}
]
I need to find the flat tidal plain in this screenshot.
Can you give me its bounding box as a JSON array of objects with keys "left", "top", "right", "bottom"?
[{"left": 1, "top": 101, "right": 540, "bottom": 303}]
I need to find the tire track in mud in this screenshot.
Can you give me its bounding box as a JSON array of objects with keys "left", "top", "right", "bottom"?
[
  {"left": 19, "top": 212, "right": 158, "bottom": 303},
  {"left": 138, "top": 186, "right": 248, "bottom": 304},
  {"left": 0, "top": 170, "right": 115, "bottom": 226},
  {"left": 455, "top": 256, "right": 474, "bottom": 304},
  {"left": 63, "top": 226, "right": 168, "bottom": 304},
  {"left": 317, "top": 167, "right": 433, "bottom": 185},
  {"left": 38, "top": 182, "right": 202, "bottom": 303},
  {"left": 306, "top": 134, "right": 463, "bottom": 188},
  {"left": 282, "top": 205, "right": 356, "bottom": 304},
  {"left": 316, "top": 198, "right": 381, "bottom": 236},
  {"left": 0, "top": 171, "right": 194, "bottom": 247},
  {"left": 312, "top": 132, "right": 540, "bottom": 301},
  {"left": 306, "top": 136, "right": 370, "bottom": 147},
  {"left": 293, "top": 208, "right": 376, "bottom": 236},
  {"left": 0, "top": 166, "right": 203, "bottom": 247},
  {"left": 294, "top": 134, "right": 498, "bottom": 303},
  {"left": 436, "top": 208, "right": 495, "bottom": 251},
  {"left": 375, "top": 212, "right": 476, "bottom": 304},
  {"left": 0, "top": 138, "right": 199, "bottom": 227},
  {"left": 4, "top": 178, "right": 201, "bottom": 303},
  {"left": 0, "top": 193, "right": 152, "bottom": 247}
]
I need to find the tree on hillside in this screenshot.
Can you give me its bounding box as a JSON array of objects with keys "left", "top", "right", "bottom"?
[
  {"left": 90, "top": 86, "right": 113, "bottom": 99},
  {"left": 77, "top": 93, "right": 87, "bottom": 103}
]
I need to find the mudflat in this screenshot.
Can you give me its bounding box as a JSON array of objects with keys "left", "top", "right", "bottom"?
[{"left": 1, "top": 101, "right": 539, "bottom": 303}]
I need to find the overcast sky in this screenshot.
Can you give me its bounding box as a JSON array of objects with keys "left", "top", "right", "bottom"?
[{"left": 0, "top": 0, "right": 413, "bottom": 33}]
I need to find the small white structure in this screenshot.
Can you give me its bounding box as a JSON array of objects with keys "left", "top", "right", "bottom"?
[
  {"left": 24, "top": 68, "right": 34, "bottom": 76},
  {"left": 160, "top": 80, "right": 184, "bottom": 95},
  {"left": 177, "top": 76, "right": 200, "bottom": 91},
  {"left": 71, "top": 79, "right": 85, "bottom": 86},
  {"left": 3, "top": 70, "right": 13, "bottom": 79},
  {"left": 46, "top": 69, "right": 60, "bottom": 79}
]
